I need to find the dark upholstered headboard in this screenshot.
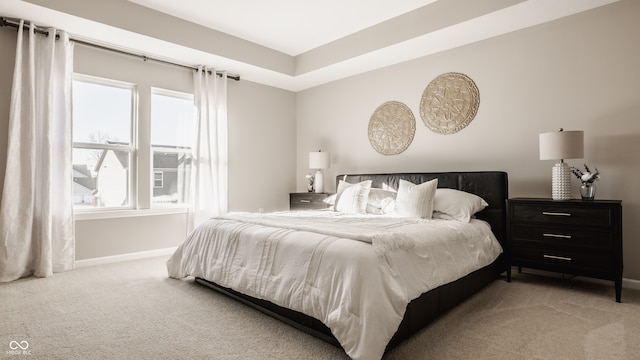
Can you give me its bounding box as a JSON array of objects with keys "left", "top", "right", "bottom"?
[{"left": 336, "top": 171, "right": 508, "bottom": 269}]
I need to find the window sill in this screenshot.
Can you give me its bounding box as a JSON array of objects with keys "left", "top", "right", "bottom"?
[{"left": 74, "top": 207, "right": 189, "bottom": 221}]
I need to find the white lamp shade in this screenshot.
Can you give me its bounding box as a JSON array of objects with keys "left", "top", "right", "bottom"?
[
  {"left": 539, "top": 130, "right": 584, "bottom": 160},
  {"left": 309, "top": 151, "right": 330, "bottom": 169}
]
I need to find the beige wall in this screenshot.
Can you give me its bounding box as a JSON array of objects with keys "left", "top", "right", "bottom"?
[
  {"left": 0, "top": 33, "right": 296, "bottom": 260},
  {"left": 296, "top": 0, "right": 640, "bottom": 281},
  {"left": 74, "top": 213, "right": 189, "bottom": 259},
  {"left": 227, "top": 79, "right": 297, "bottom": 213}
]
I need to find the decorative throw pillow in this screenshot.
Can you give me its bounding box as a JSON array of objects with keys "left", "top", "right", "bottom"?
[
  {"left": 432, "top": 188, "right": 489, "bottom": 222},
  {"left": 366, "top": 188, "right": 397, "bottom": 215},
  {"left": 334, "top": 180, "right": 373, "bottom": 214},
  {"left": 394, "top": 178, "right": 438, "bottom": 218}
]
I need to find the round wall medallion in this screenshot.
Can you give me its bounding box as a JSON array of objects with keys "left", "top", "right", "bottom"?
[
  {"left": 368, "top": 101, "right": 416, "bottom": 155},
  {"left": 420, "top": 72, "right": 480, "bottom": 135}
]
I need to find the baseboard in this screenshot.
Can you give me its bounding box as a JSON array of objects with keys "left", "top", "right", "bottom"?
[
  {"left": 583, "top": 277, "right": 640, "bottom": 291},
  {"left": 623, "top": 277, "right": 640, "bottom": 290},
  {"left": 510, "top": 266, "right": 640, "bottom": 290},
  {"left": 75, "top": 247, "right": 177, "bottom": 268}
]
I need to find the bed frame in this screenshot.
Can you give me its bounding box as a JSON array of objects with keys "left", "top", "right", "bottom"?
[{"left": 196, "top": 171, "right": 509, "bottom": 353}]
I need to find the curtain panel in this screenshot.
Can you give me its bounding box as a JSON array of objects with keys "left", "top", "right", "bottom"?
[
  {"left": 189, "top": 67, "right": 229, "bottom": 232},
  {"left": 0, "top": 21, "right": 75, "bottom": 282}
]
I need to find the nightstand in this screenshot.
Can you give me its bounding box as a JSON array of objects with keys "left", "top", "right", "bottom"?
[
  {"left": 507, "top": 198, "right": 623, "bottom": 302},
  {"left": 289, "top": 192, "right": 333, "bottom": 210}
]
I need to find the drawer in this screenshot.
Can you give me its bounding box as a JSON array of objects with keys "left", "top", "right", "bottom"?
[
  {"left": 511, "top": 204, "right": 611, "bottom": 226},
  {"left": 511, "top": 245, "right": 612, "bottom": 273},
  {"left": 290, "top": 193, "right": 332, "bottom": 210},
  {"left": 510, "top": 224, "right": 612, "bottom": 251}
]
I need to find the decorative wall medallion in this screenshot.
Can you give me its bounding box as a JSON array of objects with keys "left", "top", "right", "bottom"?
[
  {"left": 420, "top": 72, "right": 480, "bottom": 135},
  {"left": 368, "top": 101, "right": 416, "bottom": 155}
]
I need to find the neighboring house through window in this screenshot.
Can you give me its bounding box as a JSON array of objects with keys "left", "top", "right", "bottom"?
[
  {"left": 72, "top": 75, "right": 134, "bottom": 209},
  {"left": 151, "top": 89, "right": 195, "bottom": 206}
]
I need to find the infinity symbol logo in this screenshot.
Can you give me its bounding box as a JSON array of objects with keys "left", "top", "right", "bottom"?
[{"left": 9, "top": 340, "right": 29, "bottom": 350}]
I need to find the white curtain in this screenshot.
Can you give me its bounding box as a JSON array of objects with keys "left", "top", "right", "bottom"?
[
  {"left": 0, "top": 21, "right": 75, "bottom": 282},
  {"left": 189, "top": 67, "right": 228, "bottom": 232}
]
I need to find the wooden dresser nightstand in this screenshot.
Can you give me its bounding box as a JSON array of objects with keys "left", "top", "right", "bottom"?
[
  {"left": 289, "top": 192, "right": 333, "bottom": 210},
  {"left": 506, "top": 198, "right": 623, "bottom": 302}
]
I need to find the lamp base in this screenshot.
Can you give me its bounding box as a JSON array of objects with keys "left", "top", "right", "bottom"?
[
  {"left": 551, "top": 161, "right": 572, "bottom": 200},
  {"left": 314, "top": 170, "right": 324, "bottom": 193}
]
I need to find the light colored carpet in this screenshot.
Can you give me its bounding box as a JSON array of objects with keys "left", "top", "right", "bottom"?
[{"left": 1, "top": 256, "right": 639, "bottom": 360}]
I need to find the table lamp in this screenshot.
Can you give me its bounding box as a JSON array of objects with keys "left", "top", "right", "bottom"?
[
  {"left": 309, "top": 150, "right": 330, "bottom": 193},
  {"left": 539, "top": 129, "right": 584, "bottom": 200}
]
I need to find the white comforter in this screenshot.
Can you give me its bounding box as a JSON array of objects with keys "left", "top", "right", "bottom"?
[{"left": 167, "top": 211, "right": 502, "bottom": 360}]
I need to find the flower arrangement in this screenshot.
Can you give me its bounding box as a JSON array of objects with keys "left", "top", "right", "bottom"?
[
  {"left": 305, "top": 174, "right": 314, "bottom": 192},
  {"left": 570, "top": 164, "right": 600, "bottom": 185}
]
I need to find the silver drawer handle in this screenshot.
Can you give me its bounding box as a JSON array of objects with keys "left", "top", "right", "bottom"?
[
  {"left": 543, "top": 254, "right": 572, "bottom": 261},
  {"left": 543, "top": 233, "right": 572, "bottom": 239},
  {"left": 542, "top": 211, "right": 572, "bottom": 217},
  {"left": 299, "top": 199, "right": 311, "bottom": 203}
]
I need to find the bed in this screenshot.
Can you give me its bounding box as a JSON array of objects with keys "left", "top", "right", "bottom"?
[{"left": 167, "top": 171, "right": 508, "bottom": 360}]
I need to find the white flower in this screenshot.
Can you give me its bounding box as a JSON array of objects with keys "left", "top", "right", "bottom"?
[{"left": 571, "top": 164, "right": 600, "bottom": 184}]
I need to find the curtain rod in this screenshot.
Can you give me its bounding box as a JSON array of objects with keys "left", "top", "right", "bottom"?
[{"left": 1, "top": 16, "right": 240, "bottom": 81}]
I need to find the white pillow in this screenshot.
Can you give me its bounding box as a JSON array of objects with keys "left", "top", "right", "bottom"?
[
  {"left": 334, "top": 180, "right": 372, "bottom": 214},
  {"left": 323, "top": 193, "right": 337, "bottom": 206},
  {"left": 366, "top": 188, "right": 397, "bottom": 215},
  {"left": 432, "top": 188, "right": 489, "bottom": 222},
  {"left": 394, "top": 179, "right": 438, "bottom": 218}
]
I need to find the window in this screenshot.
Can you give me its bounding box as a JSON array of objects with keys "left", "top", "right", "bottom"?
[
  {"left": 72, "top": 76, "right": 195, "bottom": 212},
  {"left": 151, "top": 89, "right": 195, "bottom": 206},
  {"left": 153, "top": 171, "right": 164, "bottom": 189},
  {"left": 72, "top": 76, "right": 135, "bottom": 209}
]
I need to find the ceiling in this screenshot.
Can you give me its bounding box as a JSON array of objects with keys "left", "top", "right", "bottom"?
[
  {"left": 0, "top": 0, "right": 619, "bottom": 91},
  {"left": 129, "top": 0, "right": 440, "bottom": 56}
]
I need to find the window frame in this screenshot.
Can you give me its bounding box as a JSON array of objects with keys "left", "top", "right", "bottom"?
[
  {"left": 71, "top": 76, "right": 196, "bottom": 219},
  {"left": 72, "top": 74, "right": 138, "bottom": 212},
  {"left": 150, "top": 87, "right": 195, "bottom": 208}
]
